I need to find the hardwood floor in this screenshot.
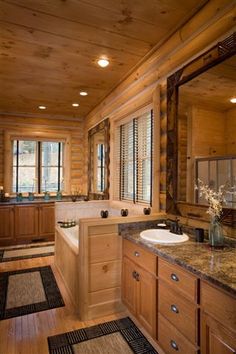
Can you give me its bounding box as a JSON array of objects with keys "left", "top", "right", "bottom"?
[{"left": 0, "top": 255, "right": 127, "bottom": 354}]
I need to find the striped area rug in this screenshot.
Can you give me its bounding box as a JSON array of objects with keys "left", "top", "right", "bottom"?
[
  {"left": 0, "top": 243, "right": 54, "bottom": 262},
  {"left": 48, "top": 317, "right": 158, "bottom": 354}
]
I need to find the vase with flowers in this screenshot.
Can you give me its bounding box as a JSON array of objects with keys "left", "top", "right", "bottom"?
[{"left": 195, "top": 179, "right": 235, "bottom": 248}]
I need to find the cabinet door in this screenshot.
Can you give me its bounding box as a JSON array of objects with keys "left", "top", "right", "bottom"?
[
  {"left": 15, "top": 205, "right": 39, "bottom": 241},
  {"left": 136, "top": 265, "right": 156, "bottom": 337},
  {"left": 122, "top": 256, "right": 137, "bottom": 315},
  {"left": 201, "top": 312, "right": 236, "bottom": 354},
  {"left": 0, "top": 206, "right": 15, "bottom": 244},
  {"left": 38, "top": 203, "right": 55, "bottom": 239}
]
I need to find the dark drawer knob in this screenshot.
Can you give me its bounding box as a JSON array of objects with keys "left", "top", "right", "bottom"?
[
  {"left": 170, "top": 340, "right": 179, "bottom": 351},
  {"left": 132, "top": 271, "right": 137, "bottom": 279},
  {"left": 134, "top": 251, "right": 140, "bottom": 257},
  {"left": 171, "top": 304, "right": 179, "bottom": 314},
  {"left": 171, "top": 273, "right": 179, "bottom": 282},
  {"left": 135, "top": 272, "right": 140, "bottom": 282}
]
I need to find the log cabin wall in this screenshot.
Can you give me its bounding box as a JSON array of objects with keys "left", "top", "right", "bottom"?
[
  {"left": 84, "top": 1, "right": 235, "bottom": 212},
  {"left": 0, "top": 115, "right": 86, "bottom": 194}
]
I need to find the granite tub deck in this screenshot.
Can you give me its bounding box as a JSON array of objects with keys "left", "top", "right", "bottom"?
[{"left": 119, "top": 224, "right": 236, "bottom": 296}]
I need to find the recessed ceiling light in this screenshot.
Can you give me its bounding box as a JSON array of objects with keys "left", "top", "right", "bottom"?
[
  {"left": 80, "top": 91, "right": 88, "bottom": 96},
  {"left": 72, "top": 103, "right": 79, "bottom": 107},
  {"left": 38, "top": 105, "right": 46, "bottom": 110},
  {"left": 230, "top": 97, "right": 236, "bottom": 104},
  {"left": 97, "top": 58, "right": 109, "bottom": 68}
]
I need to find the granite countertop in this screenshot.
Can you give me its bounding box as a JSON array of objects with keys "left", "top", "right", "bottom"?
[{"left": 120, "top": 225, "right": 236, "bottom": 297}]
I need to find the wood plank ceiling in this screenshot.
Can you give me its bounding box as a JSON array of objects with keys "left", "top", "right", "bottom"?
[{"left": 0, "top": 0, "right": 207, "bottom": 120}]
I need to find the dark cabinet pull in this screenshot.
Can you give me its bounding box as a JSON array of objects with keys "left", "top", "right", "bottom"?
[
  {"left": 171, "top": 273, "right": 179, "bottom": 282},
  {"left": 132, "top": 271, "right": 140, "bottom": 281},
  {"left": 134, "top": 251, "right": 140, "bottom": 257},
  {"left": 171, "top": 304, "right": 179, "bottom": 314},
  {"left": 170, "top": 340, "right": 179, "bottom": 351}
]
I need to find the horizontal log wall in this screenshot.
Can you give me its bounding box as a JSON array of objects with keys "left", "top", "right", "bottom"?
[{"left": 0, "top": 115, "right": 86, "bottom": 193}]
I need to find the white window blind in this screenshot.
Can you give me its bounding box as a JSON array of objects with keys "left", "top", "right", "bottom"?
[
  {"left": 115, "top": 110, "right": 153, "bottom": 204},
  {"left": 136, "top": 112, "right": 152, "bottom": 203}
]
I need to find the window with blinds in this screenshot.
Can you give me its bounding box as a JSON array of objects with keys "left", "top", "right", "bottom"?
[{"left": 117, "top": 110, "right": 153, "bottom": 204}]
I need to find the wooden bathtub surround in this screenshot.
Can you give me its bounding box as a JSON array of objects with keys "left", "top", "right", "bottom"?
[
  {"left": 0, "top": 202, "right": 55, "bottom": 246},
  {"left": 54, "top": 227, "right": 79, "bottom": 310},
  {"left": 77, "top": 214, "right": 162, "bottom": 320}
]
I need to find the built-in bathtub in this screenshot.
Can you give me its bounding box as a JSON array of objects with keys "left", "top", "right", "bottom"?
[{"left": 56, "top": 225, "right": 79, "bottom": 255}]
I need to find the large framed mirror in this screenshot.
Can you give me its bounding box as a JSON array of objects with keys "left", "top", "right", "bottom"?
[
  {"left": 88, "top": 118, "right": 110, "bottom": 200},
  {"left": 167, "top": 32, "right": 236, "bottom": 226}
]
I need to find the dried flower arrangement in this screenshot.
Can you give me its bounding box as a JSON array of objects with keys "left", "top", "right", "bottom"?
[{"left": 195, "top": 179, "right": 235, "bottom": 220}]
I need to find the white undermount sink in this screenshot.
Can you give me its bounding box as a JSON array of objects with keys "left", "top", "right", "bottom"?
[{"left": 140, "top": 229, "right": 189, "bottom": 244}]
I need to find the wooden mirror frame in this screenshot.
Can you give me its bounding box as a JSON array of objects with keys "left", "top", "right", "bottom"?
[
  {"left": 167, "top": 32, "right": 236, "bottom": 226},
  {"left": 88, "top": 118, "right": 110, "bottom": 200}
]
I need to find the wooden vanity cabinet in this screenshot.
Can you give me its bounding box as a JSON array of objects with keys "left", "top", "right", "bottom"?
[
  {"left": 121, "top": 238, "right": 236, "bottom": 354},
  {"left": 0, "top": 203, "right": 55, "bottom": 245},
  {"left": 201, "top": 282, "right": 236, "bottom": 354},
  {"left": 122, "top": 239, "right": 157, "bottom": 337},
  {"left": 15, "top": 204, "right": 39, "bottom": 241},
  {"left": 38, "top": 203, "right": 55, "bottom": 238},
  {"left": 15, "top": 203, "right": 55, "bottom": 242},
  {"left": 157, "top": 258, "right": 200, "bottom": 354},
  {"left": 0, "top": 205, "right": 14, "bottom": 244}
]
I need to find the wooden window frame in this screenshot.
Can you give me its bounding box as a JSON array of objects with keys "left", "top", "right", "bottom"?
[
  {"left": 4, "top": 129, "right": 71, "bottom": 195},
  {"left": 118, "top": 109, "right": 153, "bottom": 205}
]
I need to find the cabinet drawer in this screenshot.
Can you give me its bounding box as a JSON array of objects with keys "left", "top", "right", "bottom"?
[
  {"left": 158, "top": 258, "right": 198, "bottom": 302},
  {"left": 159, "top": 280, "right": 198, "bottom": 344},
  {"left": 89, "top": 233, "right": 121, "bottom": 263},
  {"left": 158, "top": 314, "right": 198, "bottom": 354},
  {"left": 123, "top": 239, "right": 156, "bottom": 274},
  {"left": 89, "top": 260, "right": 121, "bottom": 292},
  {"left": 201, "top": 281, "right": 236, "bottom": 332}
]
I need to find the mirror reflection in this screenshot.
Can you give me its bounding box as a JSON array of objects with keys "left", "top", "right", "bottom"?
[
  {"left": 178, "top": 55, "right": 236, "bottom": 208},
  {"left": 88, "top": 118, "right": 109, "bottom": 199}
]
